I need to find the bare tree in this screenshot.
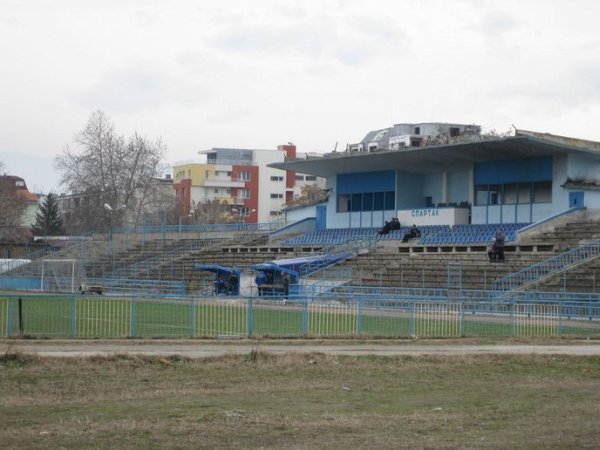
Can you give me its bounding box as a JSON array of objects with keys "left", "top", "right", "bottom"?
[
  {"left": 55, "top": 111, "right": 166, "bottom": 232},
  {"left": 190, "top": 200, "right": 237, "bottom": 224},
  {"left": 288, "top": 183, "right": 328, "bottom": 207}
]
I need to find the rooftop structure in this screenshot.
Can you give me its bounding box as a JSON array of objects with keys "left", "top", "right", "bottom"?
[{"left": 348, "top": 122, "right": 482, "bottom": 153}]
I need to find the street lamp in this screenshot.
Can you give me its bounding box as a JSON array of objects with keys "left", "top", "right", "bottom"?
[
  {"left": 103, "top": 203, "right": 126, "bottom": 277},
  {"left": 103, "top": 203, "right": 126, "bottom": 212},
  {"left": 103, "top": 203, "right": 126, "bottom": 235},
  {"left": 178, "top": 214, "right": 193, "bottom": 233}
]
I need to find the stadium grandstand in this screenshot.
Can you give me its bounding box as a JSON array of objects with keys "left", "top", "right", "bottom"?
[
  {"left": 2, "top": 125, "right": 600, "bottom": 339},
  {"left": 3, "top": 125, "right": 600, "bottom": 294}
]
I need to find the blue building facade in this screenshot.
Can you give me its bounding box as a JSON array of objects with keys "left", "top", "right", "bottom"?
[{"left": 274, "top": 129, "right": 600, "bottom": 228}]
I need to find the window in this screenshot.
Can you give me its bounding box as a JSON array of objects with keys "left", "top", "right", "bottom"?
[
  {"left": 534, "top": 181, "right": 552, "bottom": 203},
  {"left": 295, "top": 175, "right": 304, "bottom": 181},
  {"left": 410, "top": 138, "right": 422, "bottom": 147},
  {"left": 271, "top": 176, "right": 284, "bottom": 181},
  {"left": 363, "top": 193, "right": 373, "bottom": 211},
  {"left": 337, "top": 195, "right": 351, "bottom": 212},
  {"left": 305, "top": 175, "right": 317, "bottom": 181},
  {"left": 518, "top": 183, "right": 531, "bottom": 204},
  {"left": 474, "top": 181, "right": 550, "bottom": 205},
  {"left": 270, "top": 193, "right": 283, "bottom": 199},
  {"left": 238, "top": 171, "right": 251, "bottom": 181},
  {"left": 351, "top": 193, "right": 362, "bottom": 212},
  {"left": 374, "top": 192, "right": 384, "bottom": 210},
  {"left": 488, "top": 185, "right": 501, "bottom": 205},
  {"left": 475, "top": 186, "right": 489, "bottom": 206},
  {"left": 385, "top": 191, "right": 395, "bottom": 210},
  {"left": 450, "top": 127, "right": 460, "bottom": 137},
  {"left": 239, "top": 189, "right": 251, "bottom": 199},
  {"left": 414, "top": 127, "right": 420, "bottom": 135},
  {"left": 337, "top": 191, "right": 395, "bottom": 212},
  {"left": 270, "top": 211, "right": 283, "bottom": 216},
  {"left": 503, "top": 184, "right": 518, "bottom": 204}
]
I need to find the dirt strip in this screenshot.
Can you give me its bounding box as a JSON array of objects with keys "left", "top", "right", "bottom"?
[{"left": 3, "top": 339, "right": 600, "bottom": 358}]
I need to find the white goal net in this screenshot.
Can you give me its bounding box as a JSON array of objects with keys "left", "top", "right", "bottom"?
[{"left": 41, "top": 259, "right": 79, "bottom": 293}]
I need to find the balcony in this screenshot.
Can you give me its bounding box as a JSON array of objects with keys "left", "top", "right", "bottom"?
[{"left": 203, "top": 177, "right": 245, "bottom": 188}]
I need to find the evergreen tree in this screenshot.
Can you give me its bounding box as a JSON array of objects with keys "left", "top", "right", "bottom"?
[{"left": 31, "top": 193, "right": 64, "bottom": 236}]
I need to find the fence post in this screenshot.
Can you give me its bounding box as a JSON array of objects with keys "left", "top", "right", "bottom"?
[
  {"left": 7, "top": 297, "right": 13, "bottom": 337},
  {"left": 18, "top": 297, "right": 23, "bottom": 335},
  {"left": 302, "top": 299, "right": 308, "bottom": 336},
  {"left": 247, "top": 298, "right": 253, "bottom": 337},
  {"left": 410, "top": 302, "right": 415, "bottom": 337},
  {"left": 70, "top": 296, "right": 76, "bottom": 338},
  {"left": 190, "top": 300, "right": 196, "bottom": 338},
  {"left": 510, "top": 300, "right": 515, "bottom": 337},
  {"left": 558, "top": 298, "right": 563, "bottom": 336},
  {"left": 460, "top": 301, "right": 465, "bottom": 337},
  {"left": 131, "top": 298, "right": 137, "bottom": 338},
  {"left": 357, "top": 301, "right": 363, "bottom": 337}
]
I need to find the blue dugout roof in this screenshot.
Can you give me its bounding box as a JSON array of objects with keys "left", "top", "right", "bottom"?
[
  {"left": 253, "top": 253, "right": 352, "bottom": 277},
  {"left": 194, "top": 264, "right": 240, "bottom": 277}
]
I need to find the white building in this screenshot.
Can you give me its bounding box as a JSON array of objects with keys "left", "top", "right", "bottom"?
[{"left": 173, "top": 144, "right": 325, "bottom": 224}]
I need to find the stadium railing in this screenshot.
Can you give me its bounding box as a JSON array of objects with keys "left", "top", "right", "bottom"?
[
  {"left": 1, "top": 291, "right": 598, "bottom": 339},
  {"left": 493, "top": 238, "right": 600, "bottom": 291}
]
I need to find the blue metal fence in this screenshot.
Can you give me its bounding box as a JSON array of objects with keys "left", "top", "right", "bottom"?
[{"left": 1, "top": 293, "right": 598, "bottom": 339}]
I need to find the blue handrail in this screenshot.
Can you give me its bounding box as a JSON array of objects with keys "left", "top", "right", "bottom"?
[{"left": 493, "top": 239, "right": 600, "bottom": 291}]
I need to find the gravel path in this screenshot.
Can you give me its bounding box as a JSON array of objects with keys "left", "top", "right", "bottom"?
[{"left": 3, "top": 339, "right": 600, "bottom": 358}]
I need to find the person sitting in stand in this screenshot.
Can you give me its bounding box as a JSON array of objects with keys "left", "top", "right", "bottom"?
[
  {"left": 391, "top": 218, "right": 401, "bottom": 231},
  {"left": 402, "top": 224, "right": 421, "bottom": 243},
  {"left": 488, "top": 228, "right": 506, "bottom": 262},
  {"left": 378, "top": 220, "right": 393, "bottom": 235}
]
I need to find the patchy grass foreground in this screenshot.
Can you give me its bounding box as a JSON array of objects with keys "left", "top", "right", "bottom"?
[{"left": 1, "top": 352, "right": 599, "bottom": 449}]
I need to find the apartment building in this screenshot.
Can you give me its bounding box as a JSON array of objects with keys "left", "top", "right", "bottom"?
[{"left": 173, "top": 144, "right": 324, "bottom": 224}]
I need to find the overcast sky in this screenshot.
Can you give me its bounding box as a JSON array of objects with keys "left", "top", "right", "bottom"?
[{"left": 1, "top": 0, "right": 600, "bottom": 193}]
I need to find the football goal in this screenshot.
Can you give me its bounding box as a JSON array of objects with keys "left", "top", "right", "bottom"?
[{"left": 41, "top": 259, "right": 79, "bottom": 293}]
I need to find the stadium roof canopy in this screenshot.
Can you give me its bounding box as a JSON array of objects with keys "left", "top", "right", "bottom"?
[{"left": 269, "top": 130, "right": 600, "bottom": 177}]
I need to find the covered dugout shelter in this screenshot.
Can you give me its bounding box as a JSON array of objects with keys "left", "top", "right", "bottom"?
[
  {"left": 271, "top": 129, "right": 600, "bottom": 229},
  {"left": 253, "top": 252, "right": 353, "bottom": 297},
  {"left": 195, "top": 264, "right": 240, "bottom": 296}
]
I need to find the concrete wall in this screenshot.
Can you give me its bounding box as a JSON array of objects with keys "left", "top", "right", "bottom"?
[{"left": 286, "top": 204, "right": 318, "bottom": 223}]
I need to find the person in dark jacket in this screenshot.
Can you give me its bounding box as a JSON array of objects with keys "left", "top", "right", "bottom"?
[
  {"left": 378, "top": 220, "right": 392, "bottom": 235},
  {"left": 488, "top": 228, "right": 506, "bottom": 262},
  {"left": 402, "top": 224, "right": 421, "bottom": 243},
  {"left": 255, "top": 270, "right": 267, "bottom": 296}
]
